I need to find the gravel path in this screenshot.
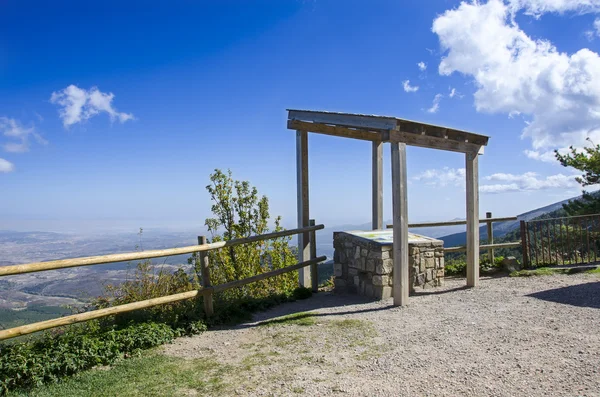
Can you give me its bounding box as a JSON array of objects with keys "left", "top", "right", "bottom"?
[{"left": 163, "top": 274, "right": 600, "bottom": 396}]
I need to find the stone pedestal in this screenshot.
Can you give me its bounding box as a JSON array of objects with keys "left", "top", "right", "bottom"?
[{"left": 333, "top": 230, "right": 444, "bottom": 299}]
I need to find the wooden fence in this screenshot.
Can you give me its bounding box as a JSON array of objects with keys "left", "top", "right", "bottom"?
[
  {"left": 521, "top": 214, "right": 600, "bottom": 267},
  {"left": 0, "top": 222, "right": 325, "bottom": 341},
  {"left": 387, "top": 212, "right": 520, "bottom": 262}
]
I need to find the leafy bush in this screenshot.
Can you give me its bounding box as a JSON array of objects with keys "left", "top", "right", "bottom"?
[
  {"left": 0, "top": 321, "right": 176, "bottom": 394},
  {"left": 444, "top": 255, "right": 506, "bottom": 276},
  {"left": 198, "top": 169, "right": 298, "bottom": 303}
]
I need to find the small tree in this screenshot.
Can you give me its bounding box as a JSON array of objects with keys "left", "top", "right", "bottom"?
[
  {"left": 198, "top": 169, "right": 297, "bottom": 301},
  {"left": 555, "top": 139, "right": 600, "bottom": 215}
]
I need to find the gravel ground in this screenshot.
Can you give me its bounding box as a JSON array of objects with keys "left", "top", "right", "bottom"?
[{"left": 163, "top": 274, "right": 600, "bottom": 396}]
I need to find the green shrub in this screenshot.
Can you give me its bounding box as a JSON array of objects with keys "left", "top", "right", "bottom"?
[{"left": 0, "top": 321, "right": 176, "bottom": 394}]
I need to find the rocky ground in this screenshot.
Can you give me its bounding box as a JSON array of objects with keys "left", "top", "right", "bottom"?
[{"left": 162, "top": 274, "right": 600, "bottom": 396}]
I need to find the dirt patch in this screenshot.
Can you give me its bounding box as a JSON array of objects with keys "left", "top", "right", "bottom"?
[{"left": 162, "top": 274, "right": 600, "bottom": 396}]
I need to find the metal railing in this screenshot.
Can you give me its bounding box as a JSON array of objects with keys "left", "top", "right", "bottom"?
[
  {"left": 521, "top": 214, "right": 600, "bottom": 267},
  {"left": 0, "top": 222, "right": 325, "bottom": 341},
  {"left": 388, "top": 212, "right": 519, "bottom": 262}
]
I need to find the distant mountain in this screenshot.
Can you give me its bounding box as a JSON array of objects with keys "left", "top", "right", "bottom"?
[{"left": 439, "top": 195, "right": 579, "bottom": 248}]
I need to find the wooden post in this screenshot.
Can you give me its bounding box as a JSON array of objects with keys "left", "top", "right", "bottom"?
[
  {"left": 372, "top": 141, "right": 383, "bottom": 230},
  {"left": 296, "top": 129, "right": 311, "bottom": 287},
  {"left": 391, "top": 142, "right": 409, "bottom": 306},
  {"left": 486, "top": 212, "right": 494, "bottom": 265},
  {"left": 309, "top": 219, "right": 318, "bottom": 293},
  {"left": 198, "top": 236, "right": 214, "bottom": 316},
  {"left": 520, "top": 220, "right": 529, "bottom": 268},
  {"left": 465, "top": 152, "right": 480, "bottom": 287}
]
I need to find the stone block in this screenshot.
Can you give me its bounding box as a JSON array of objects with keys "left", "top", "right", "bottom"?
[
  {"left": 340, "top": 250, "right": 347, "bottom": 263},
  {"left": 425, "top": 257, "right": 435, "bottom": 269},
  {"left": 366, "top": 259, "right": 375, "bottom": 272},
  {"left": 364, "top": 283, "right": 374, "bottom": 297},
  {"left": 439, "top": 257, "right": 445, "bottom": 268},
  {"left": 409, "top": 246, "right": 420, "bottom": 256},
  {"left": 435, "top": 250, "right": 444, "bottom": 257},
  {"left": 436, "top": 269, "right": 444, "bottom": 278},
  {"left": 348, "top": 267, "right": 358, "bottom": 277},
  {"left": 423, "top": 251, "right": 434, "bottom": 258},
  {"left": 426, "top": 268, "right": 434, "bottom": 281},
  {"left": 382, "top": 250, "right": 390, "bottom": 260},
  {"left": 372, "top": 275, "right": 389, "bottom": 286},
  {"left": 502, "top": 256, "right": 521, "bottom": 272},
  {"left": 334, "top": 279, "right": 347, "bottom": 289},
  {"left": 416, "top": 273, "right": 425, "bottom": 286},
  {"left": 361, "top": 248, "right": 368, "bottom": 257},
  {"left": 354, "top": 246, "right": 361, "bottom": 259},
  {"left": 354, "top": 275, "right": 360, "bottom": 286},
  {"left": 373, "top": 286, "right": 393, "bottom": 299},
  {"left": 344, "top": 241, "right": 354, "bottom": 248},
  {"left": 334, "top": 263, "right": 343, "bottom": 277}
]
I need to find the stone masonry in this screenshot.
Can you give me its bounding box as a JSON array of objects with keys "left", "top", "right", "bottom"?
[{"left": 332, "top": 230, "right": 444, "bottom": 299}]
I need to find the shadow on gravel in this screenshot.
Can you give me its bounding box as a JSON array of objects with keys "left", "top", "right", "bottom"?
[
  {"left": 235, "top": 292, "right": 391, "bottom": 329},
  {"left": 411, "top": 285, "right": 470, "bottom": 297},
  {"left": 526, "top": 281, "right": 600, "bottom": 309}
]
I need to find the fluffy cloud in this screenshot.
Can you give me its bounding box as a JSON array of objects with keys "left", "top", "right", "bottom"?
[
  {"left": 0, "top": 158, "right": 14, "bottom": 173},
  {"left": 481, "top": 171, "right": 578, "bottom": 192},
  {"left": 414, "top": 167, "right": 465, "bottom": 186},
  {"left": 50, "top": 85, "right": 134, "bottom": 127},
  {"left": 417, "top": 61, "right": 427, "bottom": 71},
  {"left": 432, "top": 0, "right": 600, "bottom": 151},
  {"left": 427, "top": 94, "right": 443, "bottom": 113},
  {"left": 402, "top": 80, "right": 419, "bottom": 93},
  {"left": 507, "top": 0, "right": 600, "bottom": 17},
  {"left": 0, "top": 117, "right": 46, "bottom": 153},
  {"left": 413, "top": 167, "right": 578, "bottom": 193}
]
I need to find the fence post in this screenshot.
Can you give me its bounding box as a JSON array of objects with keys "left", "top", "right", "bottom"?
[
  {"left": 520, "top": 221, "right": 529, "bottom": 268},
  {"left": 198, "top": 236, "right": 214, "bottom": 316},
  {"left": 309, "top": 219, "right": 318, "bottom": 293},
  {"left": 486, "top": 212, "right": 494, "bottom": 265}
]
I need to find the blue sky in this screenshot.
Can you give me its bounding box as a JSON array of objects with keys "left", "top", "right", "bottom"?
[{"left": 2, "top": 0, "right": 600, "bottom": 233}]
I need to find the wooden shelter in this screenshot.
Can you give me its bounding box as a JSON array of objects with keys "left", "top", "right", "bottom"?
[{"left": 287, "top": 109, "right": 490, "bottom": 306}]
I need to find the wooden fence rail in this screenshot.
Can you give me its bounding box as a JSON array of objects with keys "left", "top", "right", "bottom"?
[
  {"left": 387, "top": 213, "right": 519, "bottom": 262},
  {"left": 0, "top": 224, "right": 324, "bottom": 277},
  {"left": 0, "top": 222, "right": 326, "bottom": 341}
]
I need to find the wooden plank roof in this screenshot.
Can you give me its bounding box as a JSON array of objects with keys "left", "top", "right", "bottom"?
[{"left": 287, "top": 109, "right": 489, "bottom": 154}]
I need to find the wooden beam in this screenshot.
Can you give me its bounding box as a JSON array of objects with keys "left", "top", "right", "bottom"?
[
  {"left": 444, "top": 241, "right": 521, "bottom": 253},
  {"left": 385, "top": 216, "right": 518, "bottom": 229},
  {"left": 296, "top": 129, "right": 311, "bottom": 287},
  {"left": 289, "top": 109, "right": 397, "bottom": 130},
  {"left": 287, "top": 120, "right": 380, "bottom": 142},
  {"left": 388, "top": 129, "right": 482, "bottom": 155},
  {"left": 0, "top": 224, "right": 325, "bottom": 277},
  {"left": 391, "top": 142, "right": 409, "bottom": 306},
  {"left": 372, "top": 141, "right": 383, "bottom": 230},
  {"left": 466, "top": 152, "right": 480, "bottom": 287}
]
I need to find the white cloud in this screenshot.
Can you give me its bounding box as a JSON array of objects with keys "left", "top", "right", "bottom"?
[
  {"left": 427, "top": 94, "right": 443, "bottom": 113},
  {"left": 417, "top": 61, "right": 427, "bottom": 71},
  {"left": 481, "top": 171, "right": 578, "bottom": 193},
  {"left": 0, "top": 117, "right": 46, "bottom": 153},
  {"left": 402, "top": 80, "right": 419, "bottom": 93},
  {"left": 0, "top": 158, "right": 14, "bottom": 173},
  {"left": 50, "top": 85, "right": 134, "bottom": 127},
  {"left": 449, "top": 87, "right": 456, "bottom": 98},
  {"left": 507, "top": 0, "right": 600, "bottom": 17},
  {"left": 432, "top": 0, "right": 600, "bottom": 151},
  {"left": 414, "top": 167, "right": 465, "bottom": 187}
]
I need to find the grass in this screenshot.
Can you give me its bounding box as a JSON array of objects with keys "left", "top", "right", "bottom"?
[
  {"left": 257, "top": 311, "right": 317, "bottom": 327},
  {"left": 510, "top": 266, "right": 600, "bottom": 277},
  {"left": 9, "top": 352, "right": 228, "bottom": 397}
]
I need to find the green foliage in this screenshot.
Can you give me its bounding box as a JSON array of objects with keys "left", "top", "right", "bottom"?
[
  {"left": 92, "top": 260, "right": 201, "bottom": 330},
  {"left": 555, "top": 140, "right": 600, "bottom": 215},
  {"left": 444, "top": 255, "right": 505, "bottom": 276},
  {"left": 196, "top": 169, "right": 297, "bottom": 302},
  {"left": 0, "top": 305, "right": 71, "bottom": 331},
  {"left": 0, "top": 321, "right": 176, "bottom": 394}
]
